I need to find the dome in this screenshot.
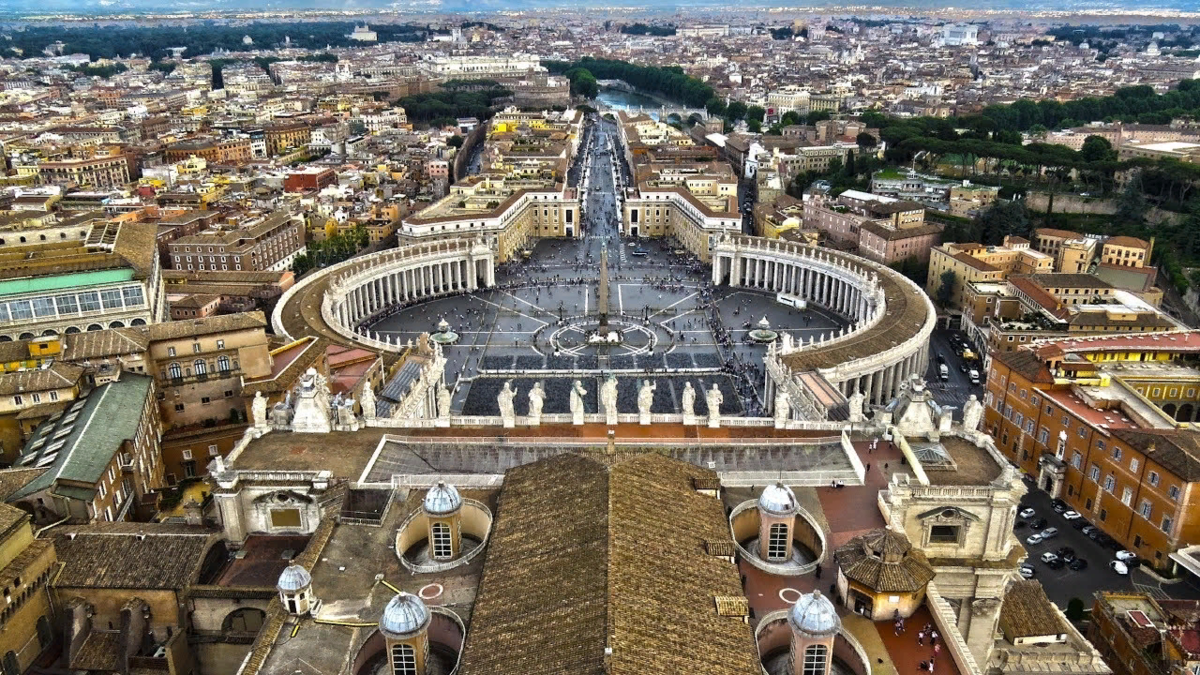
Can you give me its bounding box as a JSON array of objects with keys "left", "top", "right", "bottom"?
[
  {"left": 276, "top": 564, "right": 311, "bottom": 592},
  {"left": 423, "top": 481, "right": 463, "bottom": 515},
  {"left": 757, "top": 482, "right": 798, "bottom": 516},
  {"left": 788, "top": 590, "right": 840, "bottom": 638},
  {"left": 379, "top": 592, "right": 431, "bottom": 639}
]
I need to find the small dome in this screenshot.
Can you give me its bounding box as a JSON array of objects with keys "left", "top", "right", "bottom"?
[
  {"left": 276, "top": 564, "right": 311, "bottom": 592},
  {"left": 423, "top": 481, "right": 462, "bottom": 515},
  {"left": 788, "top": 590, "right": 840, "bottom": 638},
  {"left": 379, "top": 592, "right": 430, "bottom": 639},
  {"left": 758, "top": 482, "right": 798, "bottom": 516}
]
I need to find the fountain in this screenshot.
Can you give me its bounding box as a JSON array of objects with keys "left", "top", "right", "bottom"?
[
  {"left": 430, "top": 318, "right": 460, "bottom": 345},
  {"left": 749, "top": 317, "right": 779, "bottom": 343}
]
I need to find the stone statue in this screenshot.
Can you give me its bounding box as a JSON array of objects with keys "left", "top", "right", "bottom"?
[
  {"left": 638, "top": 379, "right": 656, "bottom": 425},
  {"left": 601, "top": 374, "right": 619, "bottom": 425},
  {"left": 437, "top": 384, "right": 452, "bottom": 421},
  {"left": 570, "top": 379, "right": 588, "bottom": 425},
  {"left": 360, "top": 384, "right": 376, "bottom": 421},
  {"left": 963, "top": 394, "right": 984, "bottom": 432},
  {"left": 681, "top": 381, "right": 697, "bottom": 425},
  {"left": 527, "top": 382, "right": 545, "bottom": 426},
  {"left": 849, "top": 389, "right": 866, "bottom": 424},
  {"left": 774, "top": 390, "right": 790, "bottom": 428},
  {"left": 252, "top": 391, "right": 268, "bottom": 429},
  {"left": 706, "top": 383, "right": 724, "bottom": 429},
  {"left": 497, "top": 380, "right": 517, "bottom": 428}
]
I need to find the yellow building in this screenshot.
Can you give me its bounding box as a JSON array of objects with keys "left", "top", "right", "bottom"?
[
  {"left": 1102, "top": 236, "right": 1153, "bottom": 268},
  {"left": 0, "top": 503, "right": 58, "bottom": 673},
  {"left": 927, "top": 238, "right": 1054, "bottom": 308}
]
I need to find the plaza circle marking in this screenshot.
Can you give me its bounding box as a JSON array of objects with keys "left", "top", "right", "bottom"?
[
  {"left": 418, "top": 583, "right": 444, "bottom": 600},
  {"left": 779, "top": 588, "right": 803, "bottom": 604}
]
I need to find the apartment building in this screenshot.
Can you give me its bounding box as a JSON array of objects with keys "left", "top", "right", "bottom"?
[
  {"left": 1102, "top": 236, "right": 1153, "bottom": 268},
  {"left": 168, "top": 211, "right": 306, "bottom": 273},
  {"left": 11, "top": 372, "right": 163, "bottom": 524},
  {"left": 926, "top": 237, "right": 1054, "bottom": 308},
  {"left": 0, "top": 362, "right": 85, "bottom": 465},
  {"left": 622, "top": 163, "right": 742, "bottom": 262},
  {"left": 1033, "top": 228, "right": 1100, "bottom": 274},
  {"left": 163, "top": 138, "right": 253, "bottom": 165},
  {"left": 0, "top": 503, "right": 57, "bottom": 674},
  {"left": 37, "top": 154, "right": 131, "bottom": 189},
  {"left": 264, "top": 122, "right": 311, "bottom": 157},
  {"left": 984, "top": 333, "right": 1200, "bottom": 570},
  {"left": 948, "top": 182, "right": 1000, "bottom": 218},
  {"left": 0, "top": 221, "right": 166, "bottom": 342},
  {"left": 147, "top": 312, "right": 273, "bottom": 429}
]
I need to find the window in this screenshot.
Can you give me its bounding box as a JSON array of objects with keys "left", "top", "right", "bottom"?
[
  {"left": 431, "top": 521, "right": 453, "bottom": 560},
  {"left": 767, "top": 523, "right": 789, "bottom": 560},
  {"left": 49, "top": 391, "right": 57, "bottom": 401},
  {"left": 1078, "top": 426, "right": 1088, "bottom": 439},
  {"left": 1089, "top": 464, "right": 1101, "bottom": 482},
  {"left": 1163, "top": 516, "right": 1174, "bottom": 533},
  {"left": 194, "top": 360, "right": 207, "bottom": 375},
  {"left": 1139, "top": 500, "right": 1153, "bottom": 519},
  {"left": 391, "top": 644, "right": 417, "bottom": 675},
  {"left": 217, "top": 355, "right": 231, "bottom": 372},
  {"left": 1112, "top": 446, "right": 1122, "bottom": 461},
  {"left": 270, "top": 509, "right": 302, "bottom": 528},
  {"left": 1038, "top": 428, "right": 1049, "bottom": 444},
  {"left": 168, "top": 362, "right": 182, "bottom": 379},
  {"left": 1170, "top": 485, "right": 1181, "bottom": 501},
  {"left": 803, "top": 644, "right": 828, "bottom": 675},
  {"left": 1150, "top": 471, "right": 1161, "bottom": 487},
  {"left": 207, "top": 444, "right": 218, "bottom": 456},
  {"left": 216, "top": 339, "right": 225, "bottom": 349},
  {"left": 929, "top": 525, "right": 960, "bottom": 544},
  {"left": 167, "top": 347, "right": 176, "bottom": 357},
  {"left": 1072, "top": 452, "right": 1082, "bottom": 469},
  {"left": 1104, "top": 475, "right": 1116, "bottom": 493},
  {"left": 174, "top": 403, "right": 184, "bottom": 412},
  {"left": 1121, "top": 487, "right": 1133, "bottom": 506},
  {"left": 193, "top": 343, "right": 201, "bottom": 354}
]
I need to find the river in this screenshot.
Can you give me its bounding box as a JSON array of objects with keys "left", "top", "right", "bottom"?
[{"left": 595, "top": 87, "right": 671, "bottom": 120}]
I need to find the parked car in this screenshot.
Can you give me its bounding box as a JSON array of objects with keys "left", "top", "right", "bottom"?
[
  {"left": 1052, "top": 499, "right": 1068, "bottom": 513},
  {"left": 1056, "top": 547, "right": 1076, "bottom": 561},
  {"left": 1040, "top": 527, "right": 1059, "bottom": 539},
  {"left": 1116, "top": 550, "right": 1138, "bottom": 561},
  {"left": 1019, "top": 508, "right": 1036, "bottom": 519},
  {"left": 1046, "top": 558, "right": 1066, "bottom": 570},
  {"left": 1063, "top": 510, "right": 1081, "bottom": 520},
  {"left": 1014, "top": 520, "right": 1027, "bottom": 530},
  {"left": 1110, "top": 560, "right": 1130, "bottom": 575},
  {"left": 1030, "top": 518, "right": 1048, "bottom": 530},
  {"left": 1082, "top": 525, "right": 1098, "bottom": 536},
  {"left": 1019, "top": 564, "right": 1036, "bottom": 579},
  {"left": 1040, "top": 552, "right": 1060, "bottom": 563},
  {"left": 1069, "top": 558, "right": 1088, "bottom": 571},
  {"left": 1071, "top": 518, "right": 1090, "bottom": 530},
  {"left": 1026, "top": 533, "right": 1044, "bottom": 545}
]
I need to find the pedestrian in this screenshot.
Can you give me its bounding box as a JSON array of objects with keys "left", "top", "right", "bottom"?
[
  {"left": 933, "top": 643, "right": 941, "bottom": 657},
  {"left": 918, "top": 630, "right": 925, "bottom": 646},
  {"left": 884, "top": 462, "right": 889, "bottom": 471},
  {"left": 931, "top": 630, "right": 939, "bottom": 646},
  {"left": 865, "top": 463, "right": 871, "bottom": 473},
  {"left": 814, "top": 563, "right": 822, "bottom": 579}
]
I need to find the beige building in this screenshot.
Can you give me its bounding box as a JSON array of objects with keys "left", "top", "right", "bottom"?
[
  {"left": 948, "top": 182, "right": 1000, "bottom": 218},
  {"left": 1034, "top": 228, "right": 1099, "bottom": 274},
  {"left": 1101, "top": 236, "right": 1153, "bottom": 268},
  {"left": 927, "top": 238, "right": 1054, "bottom": 308},
  {"left": 0, "top": 503, "right": 57, "bottom": 674}
]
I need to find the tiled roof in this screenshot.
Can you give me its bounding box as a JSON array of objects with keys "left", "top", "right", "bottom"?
[
  {"left": 833, "top": 528, "right": 935, "bottom": 594},
  {"left": 992, "top": 349, "right": 1054, "bottom": 384},
  {"left": 61, "top": 327, "right": 149, "bottom": 361},
  {"left": 998, "top": 580, "right": 1065, "bottom": 640},
  {"left": 1111, "top": 428, "right": 1200, "bottom": 482},
  {"left": 143, "top": 310, "right": 266, "bottom": 341},
  {"left": 458, "top": 453, "right": 759, "bottom": 675},
  {"left": 50, "top": 522, "right": 215, "bottom": 590},
  {"left": 0, "top": 362, "right": 84, "bottom": 396}
]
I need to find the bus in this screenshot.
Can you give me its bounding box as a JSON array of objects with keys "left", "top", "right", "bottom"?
[{"left": 776, "top": 292, "right": 807, "bottom": 309}]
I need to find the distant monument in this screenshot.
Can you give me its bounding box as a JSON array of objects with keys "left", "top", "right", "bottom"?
[{"left": 587, "top": 244, "right": 621, "bottom": 345}]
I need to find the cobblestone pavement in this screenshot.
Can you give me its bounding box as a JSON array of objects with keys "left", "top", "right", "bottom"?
[{"left": 365, "top": 116, "right": 851, "bottom": 416}]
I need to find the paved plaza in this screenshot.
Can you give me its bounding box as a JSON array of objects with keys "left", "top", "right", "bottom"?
[{"left": 367, "top": 118, "right": 849, "bottom": 417}]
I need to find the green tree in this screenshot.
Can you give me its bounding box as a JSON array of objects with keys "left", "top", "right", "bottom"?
[
  {"left": 1114, "top": 172, "right": 1149, "bottom": 226},
  {"left": 747, "top": 105, "right": 766, "bottom": 123},
  {"left": 1080, "top": 135, "right": 1117, "bottom": 162},
  {"left": 937, "top": 270, "right": 958, "bottom": 307},
  {"left": 706, "top": 97, "right": 727, "bottom": 117},
  {"left": 976, "top": 200, "right": 1032, "bottom": 245},
  {"left": 748, "top": 119, "right": 762, "bottom": 133},
  {"left": 447, "top": 135, "right": 465, "bottom": 149},
  {"left": 725, "top": 100, "right": 748, "bottom": 121},
  {"left": 856, "top": 132, "right": 877, "bottom": 149},
  {"left": 845, "top": 150, "right": 856, "bottom": 177},
  {"left": 780, "top": 111, "right": 802, "bottom": 127},
  {"left": 1066, "top": 598, "right": 1085, "bottom": 622}
]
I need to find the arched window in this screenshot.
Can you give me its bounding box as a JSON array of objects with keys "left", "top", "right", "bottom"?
[
  {"left": 431, "top": 522, "right": 452, "bottom": 560},
  {"left": 36, "top": 615, "right": 51, "bottom": 650},
  {"left": 223, "top": 608, "right": 266, "bottom": 633},
  {"left": 803, "top": 644, "right": 828, "bottom": 675},
  {"left": 767, "top": 522, "right": 789, "bottom": 560},
  {"left": 194, "top": 359, "right": 207, "bottom": 376},
  {"left": 168, "top": 363, "right": 182, "bottom": 379},
  {"left": 217, "top": 355, "right": 231, "bottom": 372},
  {"left": 391, "top": 643, "right": 417, "bottom": 675}
]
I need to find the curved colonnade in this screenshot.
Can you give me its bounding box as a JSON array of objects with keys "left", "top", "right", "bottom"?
[
  {"left": 712, "top": 235, "right": 935, "bottom": 416},
  {"left": 273, "top": 239, "right": 495, "bottom": 352}
]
